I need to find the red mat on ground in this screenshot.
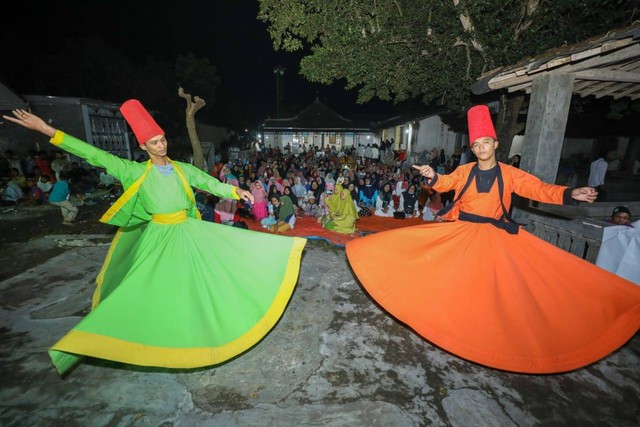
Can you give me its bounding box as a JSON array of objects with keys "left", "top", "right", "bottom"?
[{"left": 243, "top": 215, "right": 425, "bottom": 247}]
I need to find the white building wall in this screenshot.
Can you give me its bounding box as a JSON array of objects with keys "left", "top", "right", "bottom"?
[
  {"left": 511, "top": 136, "right": 598, "bottom": 162},
  {"left": 263, "top": 131, "right": 376, "bottom": 151},
  {"left": 413, "top": 116, "right": 460, "bottom": 157}
]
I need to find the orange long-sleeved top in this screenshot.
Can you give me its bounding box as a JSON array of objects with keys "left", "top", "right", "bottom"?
[{"left": 430, "top": 162, "right": 571, "bottom": 220}]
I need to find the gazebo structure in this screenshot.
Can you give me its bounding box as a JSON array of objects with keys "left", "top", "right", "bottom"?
[
  {"left": 471, "top": 23, "right": 640, "bottom": 262},
  {"left": 261, "top": 97, "right": 375, "bottom": 153}
]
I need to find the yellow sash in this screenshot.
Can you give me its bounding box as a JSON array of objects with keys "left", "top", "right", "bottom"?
[{"left": 151, "top": 210, "right": 188, "bottom": 224}]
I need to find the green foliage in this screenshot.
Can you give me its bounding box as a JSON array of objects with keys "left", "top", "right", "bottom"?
[
  {"left": 175, "top": 53, "right": 221, "bottom": 109},
  {"left": 258, "top": 0, "right": 640, "bottom": 110}
]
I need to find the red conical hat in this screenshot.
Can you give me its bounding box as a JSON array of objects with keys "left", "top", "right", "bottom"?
[
  {"left": 120, "top": 99, "right": 164, "bottom": 145},
  {"left": 467, "top": 105, "right": 496, "bottom": 146}
]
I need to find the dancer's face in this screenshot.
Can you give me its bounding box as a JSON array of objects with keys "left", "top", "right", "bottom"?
[
  {"left": 142, "top": 135, "right": 168, "bottom": 158},
  {"left": 471, "top": 137, "right": 498, "bottom": 161}
]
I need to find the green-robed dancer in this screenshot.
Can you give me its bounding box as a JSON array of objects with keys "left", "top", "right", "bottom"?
[{"left": 4, "top": 100, "right": 306, "bottom": 376}]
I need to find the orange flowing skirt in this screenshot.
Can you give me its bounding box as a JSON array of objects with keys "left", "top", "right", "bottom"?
[{"left": 346, "top": 221, "right": 640, "bottom": 373}]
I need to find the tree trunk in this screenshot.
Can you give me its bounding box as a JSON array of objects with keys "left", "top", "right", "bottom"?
[
  {"left": 495, "top": 93, "right": 525, "bottom": 163},
  {"left": 178, "top": 87, "right": 206, "bottom": 171}
]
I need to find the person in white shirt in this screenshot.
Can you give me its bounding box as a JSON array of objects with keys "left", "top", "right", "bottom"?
[
  {"left": 371, "top": 144, "right": 380, "bottom": 161},
  {"left": 588, "top": 156, "right": 607, "bottom": 186},
  {"left": 37, "top": 174, "right": 53, "bottom": 193},
  {"left": 459, "top": 145, "right": 472, "bottom": 165},
  {"left": 1, "top": 180, "right": 23, "bottom": 205},
  {"left": 98, "top": 168, "right": 116, "bottom": 189},
  {"left": 587, "top": 154, "right": 608, "bottom": 200}
]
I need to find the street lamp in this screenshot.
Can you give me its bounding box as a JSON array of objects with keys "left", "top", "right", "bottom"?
[{"left": 273, "top": 65, "right": 286, "bottom": 119}]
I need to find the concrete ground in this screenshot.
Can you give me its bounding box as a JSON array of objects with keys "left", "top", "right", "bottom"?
[{"left": 0, "top": 229, "right": 638, "bottom": 427}]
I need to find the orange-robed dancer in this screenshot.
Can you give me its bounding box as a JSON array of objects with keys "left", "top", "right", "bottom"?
[{"left": 346, "top": 104, "right": 640, "bottom": 374}]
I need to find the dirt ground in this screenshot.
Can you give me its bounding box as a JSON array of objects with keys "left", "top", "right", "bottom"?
[{"left": 0, "top": 193, "right": 116, "bottom": 281}]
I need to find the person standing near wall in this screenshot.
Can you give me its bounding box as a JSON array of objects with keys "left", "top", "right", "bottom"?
[
  {"left": 587, "top": 152, "right": 608, "bottom": 201},
  {"left": 459, "top": 145, "right": 472, "bottom": 165}
]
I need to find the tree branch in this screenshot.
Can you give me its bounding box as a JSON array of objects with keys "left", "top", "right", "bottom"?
[{"left": 514, "top": 0, "right": 540, "bottom": 41}]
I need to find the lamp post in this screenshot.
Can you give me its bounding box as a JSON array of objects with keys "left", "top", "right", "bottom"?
[{"left": 273, "top": 65, "right": 286, "bottom": 119}]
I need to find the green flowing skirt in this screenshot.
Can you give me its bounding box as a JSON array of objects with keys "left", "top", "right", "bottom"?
[{"left": 49, "top": 217, "right": 306, "bottom": 375}]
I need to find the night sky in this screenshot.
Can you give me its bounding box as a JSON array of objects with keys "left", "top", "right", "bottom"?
[{"left": 3, "top": 1, "right": 394, "bottom": 125}]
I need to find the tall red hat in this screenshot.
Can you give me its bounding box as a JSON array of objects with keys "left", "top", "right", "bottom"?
[
  {"left": 120, "top": 99, "right": 164, "bottom": 145},
  {"left": 467, "top": 105, "right": 496, "bottom": 146}
]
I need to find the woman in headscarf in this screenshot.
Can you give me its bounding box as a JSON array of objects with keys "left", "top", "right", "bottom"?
[
  {"left": 369, "top": 172, "right": 380, "bottom": 189},
  {"left": 219, "top": 164, "right": 238, "bottom": 187},
  {"left": 374, "top": 181, "right": 395, "bottom": 217},
  {"left": 399, "top": 183, "right": 421, "bottom": 218},
  {"left": 309, "top": 179, "right": 322, "bottom": 202},
  {"left": 342, "top": 176, "right": 351, "bottom": 190},
  {"left": 267, "top": 181, "right": 281, "bottom": 201},
  {"left": 215, "top": 165, "right": 240, "bottom": 222},
  {"left": 266, "top": 193, "right": 297, "bottom": 233},
  {"left": 315, "top": 176, "right": 326, "bottom": 194},
  {"left": 267, "top": 176, "right": 284, "bottom": 195},
  {"left": 358, "top": 177, "right": 377, "bottom": 209},
  {"left": 318, "top": 182, "right": 334, "bottom": 219},
  {"left": 321, "top": 184, "right": 359, "bottom": 234},
  {"left": 283, "top": 185, "right": 299, "bottom": 208},
  {"left": 292, "top": 176, "right": 307, "bottom": 200},
  {"left": 348, "top": 181, "right": 360, "bottom": 209},
  {"left": 422, "top": 191, "right": 444, "bottom": 221},
  {"left": 296, "top": 170, "right": 308, "bottom": 187},
  {"left": 357, "top": 177, "right": 366, "bottom": 191},
  {"left": 393, "top": 173, "right": 409, "bottom": 210},
  {"left": 251, "top": 179, "right": 269, "bottom": 221},
  {"left": 272, "top": 169, "right": 283, "bottom": 185},
  {"left": 324, "top": 170, "right": 336, "bottom": 188}
]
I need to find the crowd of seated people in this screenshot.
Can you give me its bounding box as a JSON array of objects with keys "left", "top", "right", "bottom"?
[
  {"left": 1, "top": 143, "right": 460, "bottom": 231},
  {"left": 200, "top": 143, "right": 461, "bottom": 232},
  {"left": 0, "top": 148, "right": 118, "bottom": 208}
]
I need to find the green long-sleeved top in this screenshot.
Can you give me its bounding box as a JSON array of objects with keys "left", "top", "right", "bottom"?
[{"left": 51, "top": 130, "right": 239, "bottom": 227}]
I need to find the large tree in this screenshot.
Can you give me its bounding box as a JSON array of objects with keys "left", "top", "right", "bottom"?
[
  {"left": 178, "top": 87, "right": 207, "bottom": 171},
  {"left": 258, "top": 0, "right": 638, "bottom": 159}
]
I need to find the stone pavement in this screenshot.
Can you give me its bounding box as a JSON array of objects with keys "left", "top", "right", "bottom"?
[{"left": 0, "top": 236, "right": 638, "bottom": 427}]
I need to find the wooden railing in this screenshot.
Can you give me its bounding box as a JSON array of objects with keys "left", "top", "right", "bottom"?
[
  {"left": 523, "top": 218, "right": 603, "bottom": 263},
  {"left": 511, "top": 202, "right": 623, "bottom": 263}
]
